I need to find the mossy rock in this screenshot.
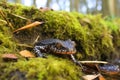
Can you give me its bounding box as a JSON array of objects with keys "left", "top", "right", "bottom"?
[
  {"left": 0, "top": 55, "right": 82, "bottom": 80},
  {"left": 1, "top": 2, "right": 120, "bottom": 79},
  {"left": 0, "top": 2, "right": 120, "bottom": 59},
  {"left": 0, "top": 22, "right": 17, "bottom": 53}
]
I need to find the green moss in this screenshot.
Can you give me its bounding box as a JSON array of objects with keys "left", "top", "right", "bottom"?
[
  {"left": 32, "top": 11, "right": 82, "bottom": 39},
  {"left": 0, "top": 24, "right": 17, "bottom": 53},
  {"left": 0, "top": 2, "right": 119, "bottom": 59},
  {"left": 1, "top": 2, "right": 120, "bottom": 79},
  {"left": 0, "top": 56, "right": 82, "bottom": 80}
]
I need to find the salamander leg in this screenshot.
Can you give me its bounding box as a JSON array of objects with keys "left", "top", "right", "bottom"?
[
  {"left": 70, "top": 54, "right": 83, "bottom": 69},
  {"left": 33, "top": 46, "right": 46, "bottom": 58}
]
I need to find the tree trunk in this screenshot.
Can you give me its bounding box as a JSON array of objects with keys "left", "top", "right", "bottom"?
[
  {"left": 46, "top": 0, "right": 51, "bottom": 7},
  {"left": 114, "top": 0, "right": 119, "bottom": 17},
  {"left": 102, "top": 0, "right": 116, "bottom": 16},
  {"left": 84, "top": 0, "right": 89, "bottom": 13},
  {"left": 108, "top": 0, "right": 115, "bottom": 16},
  {"left": 95, "top": 0, "right": 99, "bottom": 13},
  {"left": 33, "top": 0, "right": 36, "bottom": 7},
  {"left": 74, "top": 0, "right": 79, "bottom": 12},
  {"left": 70, "top": 0, "right": 73, "bottom": 11},
  {"left": 102, "top": 0, "right": 109, "bottom": 16}
]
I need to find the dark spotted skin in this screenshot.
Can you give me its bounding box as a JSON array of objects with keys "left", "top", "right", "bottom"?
[
  {"left": 34, "top": 39, "right": 76, "bottom": 55},
  {"left": 33, "top": 38, "right": 83, "bottom": 68},
  {"left": 99, "top": 64, "right": 120, "bottom": 72}
]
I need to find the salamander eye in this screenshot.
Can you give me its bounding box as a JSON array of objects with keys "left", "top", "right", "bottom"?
[
  {"left": 55, "top": 43, "right": 62, "bottom": 48},
  {"left": 66, "top": 39, "right": 76, "bottom": 47},
  {"left": 71, "top": 41, "right": 76, "bottom": 46}
]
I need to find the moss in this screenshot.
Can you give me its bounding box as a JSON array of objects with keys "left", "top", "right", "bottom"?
[
  {"left": 0, "top": 55, "right": 82, "bottom": 80},
  {"left": 0, "top": 2, "right": 119, "bottom": 59},
  {"left": 1, "top": 2, "right": 120, "bottom": 79},
  {"left": 0, "top": 24, "right": 17, "bottom": 53}
]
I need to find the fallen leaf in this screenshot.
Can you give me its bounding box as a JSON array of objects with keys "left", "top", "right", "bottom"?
[
  {"left": 19, "top": 50, "right": 35, "bottom": 58},
  {"left": 2, "top": 53, "right": 18, "bottom": 62},
  {"left": 99, "top": 75, "right": 106, "bottom": 80},
  {"left": 82, "top": 73, "right": 101, "bottom": 80},
  {"left": 13, "top": 21, "right": 44, "bottom": 33}
]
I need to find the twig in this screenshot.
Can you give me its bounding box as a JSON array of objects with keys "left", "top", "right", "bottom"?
[
  {"left": 10, "top": 13, "right": 30, "bottom": 21},
  {"left": 0, "top": 9, "right": 14, "bottom": 30},
  {"left": 0, "top": 19, "right": 7, "bottom": 24},
  {"left": 17, "top": 43, "right": 33, "bottom": 48},
  {"left": 95, "top": 64, "right": 101, "bottom": 73},
  {"left": 33, "top": 35, "right": 40, "bottom": 44}
]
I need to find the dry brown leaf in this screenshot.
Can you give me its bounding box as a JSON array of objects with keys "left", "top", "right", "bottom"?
[
  {"left": 13, "top": 21, "right": 44, "bottom": 33},
  {"left": 39, "top": 7, "right": 54, "bottom": 12},
  {"left": 82, "top": 74, "right": 101, "bottom": 80},
  {"left": 99, "top": 75, "right": 106, "bottom": 80},
  {"left": 2, "top": 53, "right": 18, "bottom": 62},
  {"left": 19, "top": 50, "right": 35, "bottom": 58}
]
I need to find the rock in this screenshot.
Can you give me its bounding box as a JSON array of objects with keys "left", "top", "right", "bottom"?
[{"left": 2, "top": 53, "right": 18, "bottom": 62}]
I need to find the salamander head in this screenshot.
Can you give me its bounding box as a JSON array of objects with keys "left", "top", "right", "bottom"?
[{"left": 54, "top": 39, "right": 76, "bottom": 54}]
